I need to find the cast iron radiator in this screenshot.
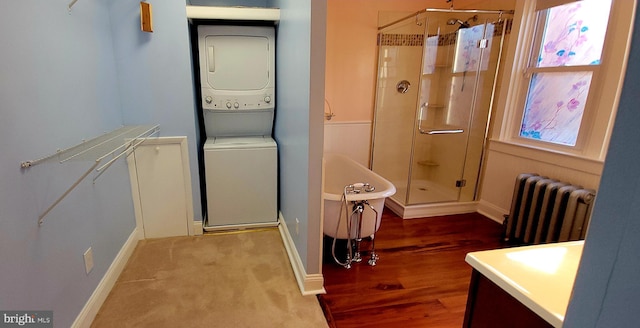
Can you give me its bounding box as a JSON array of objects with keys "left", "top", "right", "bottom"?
[{"left": 503, "top": 173, "right": 596, "bottom": 245}]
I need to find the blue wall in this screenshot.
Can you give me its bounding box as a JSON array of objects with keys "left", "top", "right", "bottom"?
[
  {"left": 564, "top": 4, "right": 640, "bottom": 327},
  {"left": 0, "top": 1, "right": 133, "bottom": 327},
  {"left": 270, "top": 0, "right": 312, "bottom": 269},
  {"left": 108, "top": 0, "right": 201, "bottom": 222},
  {"left": 268, "top": 0, "right": 325, "bottom": 274},
  {"left": 0, "top": 0, "right": 200, "bottom": 326}
]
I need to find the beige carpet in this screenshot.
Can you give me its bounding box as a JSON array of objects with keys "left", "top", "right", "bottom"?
[{"left": 91, "top": 228, "right": 329, "bottom": 328}]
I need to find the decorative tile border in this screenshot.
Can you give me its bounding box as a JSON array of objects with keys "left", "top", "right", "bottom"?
[
  {"left": 438, "top": 32, "right": 457, "bottom": 47},
  {"left": 378, "top": 33, "right": 424, "bottom": 46},
  {"left": 378, "top": 18, "right": 513, "bottom": 47}
]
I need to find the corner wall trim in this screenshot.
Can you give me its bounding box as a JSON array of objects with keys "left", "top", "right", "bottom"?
[
  {"left": 71, "top": 228, "right": 139, "bottom": 328},
  {"left": 277, "top": 213, "right": 326, "bottom": 296}
]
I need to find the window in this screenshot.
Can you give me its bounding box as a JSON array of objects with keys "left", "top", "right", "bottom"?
[
  {"left": 520, "top": 0, "right": 611, "bottom": 147},
  {"left": 501, "top": 0, "right": 634, "bottom": 160}
]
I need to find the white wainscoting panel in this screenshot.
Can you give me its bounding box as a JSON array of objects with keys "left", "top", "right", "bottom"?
[
  {"left": 323, "top": 121, "right": 372, "bottom": 167},
  {"left": 479, "top": 140, "right": 603, "bottom": 222}
]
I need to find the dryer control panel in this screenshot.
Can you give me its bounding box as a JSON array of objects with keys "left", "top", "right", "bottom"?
[{"left": 202, "top": 93, "right": 274, "bottom": 110}]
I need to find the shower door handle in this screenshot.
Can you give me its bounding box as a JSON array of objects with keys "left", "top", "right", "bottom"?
[
  {"left": 417, "top": 103, "right": 464, "bottom": 135},
  {"left": 419, "top": 128, "right": 464, "bottom": 135}
]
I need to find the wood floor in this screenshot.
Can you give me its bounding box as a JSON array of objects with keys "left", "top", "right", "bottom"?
[{"left": 318, "top": 208, "right": 507, "bottom": 328}]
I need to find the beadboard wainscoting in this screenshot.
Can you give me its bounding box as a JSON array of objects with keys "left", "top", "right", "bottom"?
[
  {"left": 478, "top": 140, "right": 604, "bottom": 223},
  {"left": 323, "top": 121, "right": 372, "bottom": 166}
]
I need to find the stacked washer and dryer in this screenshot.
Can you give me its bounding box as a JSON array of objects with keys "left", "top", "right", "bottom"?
[{"left": 197, "top": 25, "right": 278, "bottom": 230}]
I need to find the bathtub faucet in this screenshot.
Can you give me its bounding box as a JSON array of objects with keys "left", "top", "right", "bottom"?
[
  {"left": 345, "top": 182, "right": 376, "bottom": 194},
  {"left": 332, "top": 184, "right": 382, "bottom": 269}
]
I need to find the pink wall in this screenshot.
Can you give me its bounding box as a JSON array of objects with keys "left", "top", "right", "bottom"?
[{"left": 325, "top": 0, "right": 515, "bottom": 122}]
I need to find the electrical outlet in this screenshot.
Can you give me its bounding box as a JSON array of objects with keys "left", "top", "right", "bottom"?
[
  {"left": 83, "top": 247, "right": 94, "bottom": 274},
  {"left": 295, "top": 218, "right": 300, "bottom": 236}
]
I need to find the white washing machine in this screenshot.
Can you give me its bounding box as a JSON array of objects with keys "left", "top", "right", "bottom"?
[{"left": 204, "top": 136, "right": 277, "bottom": 228}]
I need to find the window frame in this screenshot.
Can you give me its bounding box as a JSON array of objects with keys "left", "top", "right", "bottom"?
[{"left": 498, "top": 0, "right": 635, "bottom": 161}]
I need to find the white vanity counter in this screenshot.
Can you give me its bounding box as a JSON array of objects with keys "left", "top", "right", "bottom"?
[{"left": 465, "top": 241, "right": 584, "bottom": 327}]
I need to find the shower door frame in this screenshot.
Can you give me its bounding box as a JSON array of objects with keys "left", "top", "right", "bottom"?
[{"left": 371, "top": 8, "right": 513, "bottom": 208}]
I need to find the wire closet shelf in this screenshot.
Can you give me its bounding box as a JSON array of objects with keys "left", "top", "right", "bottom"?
[{"left": 20, "top": 125, "right": 160, "bottom": 225}]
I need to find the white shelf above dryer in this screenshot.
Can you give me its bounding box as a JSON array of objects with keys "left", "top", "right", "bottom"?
[
  {"left": 21, "top": 125, "right": 160, "bottom": 225},
  {"left": 186, "top": 5, "right": 280, "bottom": 21}
]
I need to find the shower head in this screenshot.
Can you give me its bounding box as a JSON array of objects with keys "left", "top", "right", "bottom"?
[{"left": 446, "top": 18, "right": 470, "bottom": 29}]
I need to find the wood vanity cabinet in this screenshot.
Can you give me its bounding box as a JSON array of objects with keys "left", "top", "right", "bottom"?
[{"left": 463, "top": 269, "right": 554, "bottom": 328}]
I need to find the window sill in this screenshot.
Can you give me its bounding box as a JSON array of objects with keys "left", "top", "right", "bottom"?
[{"left": 488, "top": 139, "right": 605, "bottom": 176}]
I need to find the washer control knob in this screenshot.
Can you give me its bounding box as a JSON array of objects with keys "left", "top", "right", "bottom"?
[
  {"left": 205, "top": 96, "right": 213, "bottom": 104},
  {"left": 233, "top": 102, "right": 240, "bottom": 109},
  {"left": 264, "top": 96, "right": 272, "bottom": 103},
  {"left": 226, "top": 102, "right": 232, "bottom": 109}
]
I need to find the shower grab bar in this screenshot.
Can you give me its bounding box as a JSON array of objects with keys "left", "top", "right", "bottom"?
[
  {"left": 419, "top": 128, "right": 464, "bottom": 135},
  {"left": 417, "top": 102, "right": 464, "bottom": 135},
  {"left": 417, "top": 103, "right": 464, "bottom": 135}
]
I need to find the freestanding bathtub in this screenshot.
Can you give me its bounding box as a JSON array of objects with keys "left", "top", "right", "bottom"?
[{"left": 323, "top": 153, "right": 396, "bottom": 239}]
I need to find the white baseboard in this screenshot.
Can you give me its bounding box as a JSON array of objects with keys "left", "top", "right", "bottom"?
[
  {"left": 386, "top": 198, "right": 478, "bottom": 219},
  {"left": 277, "top": 213, "right": 326, "bottom": 296},
  {"left": 477, "top": 200, "right": 508, "bottom": 224},
  {"left": 72, "top": 228, "right": 140, "bottom": 328}
]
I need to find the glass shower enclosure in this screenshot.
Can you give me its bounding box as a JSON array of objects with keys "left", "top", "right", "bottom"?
[{"left": 371, "top": 9, "right": 512, "bottom": 208}]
